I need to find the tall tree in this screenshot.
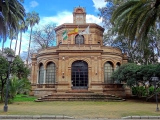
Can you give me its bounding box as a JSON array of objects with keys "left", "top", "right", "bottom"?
[
  {"left": 26, "top": 11, "right": 40, "bottom": 65},
  {"left": 14, "top": 34, "right": 18, "bottom": 54},
  {"left": 31, "top": 24, "right": 56, "bottom": 53},
  {"left": 18, "top": 21, "right": 28, "bottom": 56},
  {"left": 0, "top": 48, "right": 30, "bottom": 102},
  {"left": 99, "top": 0, "right": 160, "bottom": 64},
  {"left": 103, "top": 27, "right": 159, "bottom": 64},
  {"left": 0, "top": 0, "right": 26, "bottom": 53},
  {"left": 99, "top": 0, "right": 126, "bottom": 29},
  {"left": 0, "top": 48, "right": 15, "bottom": 101},
  {"left": 8, "top": 27, "right": 15, "bottom": 48}
]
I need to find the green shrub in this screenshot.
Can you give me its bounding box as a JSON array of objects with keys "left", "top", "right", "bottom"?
[
  {"left": 3, "top": 76, "right": 31, "bottom": 103},
  {"left": 132, "top": 86, "right": 146, "bottom": 97}
]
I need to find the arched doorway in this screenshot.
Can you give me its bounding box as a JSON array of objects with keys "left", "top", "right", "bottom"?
[{"left": 71, "top": 60, "right": 88, "bottom": 89}]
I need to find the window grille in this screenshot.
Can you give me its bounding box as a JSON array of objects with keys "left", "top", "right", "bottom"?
[
  {"left": 38, "top": 63, "right": 44, "bottom": 84},
  {"left": 46, "top": 62, "right": 56, "bottom": 83},
  {"left": 104, "top": 62, "right": 113, "bottom": 83},
  {"left": 71, "top": 60, "right": 88, "bottom": 88},
  {"left": 75, "top": 35, "right": 84, "bottom": 44}
]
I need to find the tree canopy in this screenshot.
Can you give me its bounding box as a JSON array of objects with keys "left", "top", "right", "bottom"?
[
  {"left": 99, "top": 0, "right": 160, "bottom": 65},
  {"left": 111, "top": 0, "right": 160, "bottom": 41},
  {"left": 112, "top": 63, "right": 160, "bottom": 99},
  {"left": 30, "top": 24, "right": 56, "bottom": 53},
  {"left": 0, "top": 48, "right": 30, "bottom": 102},
  {"left": 0, "top": 0, "right": 26, "bottom": 52},
  {"left": 26, "top": 11, "right": 40, "bottom": 65}
]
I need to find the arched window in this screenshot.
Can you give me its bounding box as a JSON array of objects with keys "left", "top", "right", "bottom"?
[
  {"left": 46, "top": 62, "right": 56, "bottom": 83},
  {"left": 104, "top": 61, "right": 113, "bottom": 84},
  {"left": 38, "top": 63, "right": 44, "bottom": 84},
  {"left": 75, "top": 35, "right": 84, "bottom": 44}
]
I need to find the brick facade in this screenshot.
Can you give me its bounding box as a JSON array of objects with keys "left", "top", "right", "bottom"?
[{"left": 30, "top": 7, "right": 130, "bottom": 98}]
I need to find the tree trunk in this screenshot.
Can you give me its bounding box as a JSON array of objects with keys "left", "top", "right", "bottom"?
[
  {"left": 14, "top": 34, "right": 18, "bottom": 55},
  {"left": 27, "top": 27, "right": 33, "bottom": 65},
  {"left": 0, "top": 1, "right": 2, "bottom": 12},
  {"left": 10, "top": 39, "right": 13, "bottom": 49},
  {"left": 2, "top": 38, "right": 5, "bottom": 54},
  {"left": 2, "top": 23, "right": 7, "bottom": 55},
  {"left": 18, "top": 31, "right": 23, "bottom": 56}
]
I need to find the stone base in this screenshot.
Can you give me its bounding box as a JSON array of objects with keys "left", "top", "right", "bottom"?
[
  {"left": 103, "top": 84, "right": 126, "bottom": 97},
  {"left": 33, "top": 88, "right": 56, "bottom": 97},
  {"left": 89, "top": 82, "right": 103, "bottom": 93},
  {"left": 56, "top": 82, "right": 70, "bottom": 93},
  {"left": 32, "top": 83, "right": 128, "bottom": 98}
]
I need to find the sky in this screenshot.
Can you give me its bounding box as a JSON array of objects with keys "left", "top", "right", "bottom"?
[{"left": 0, "top": 0, "right": 107, "bottom": 57}]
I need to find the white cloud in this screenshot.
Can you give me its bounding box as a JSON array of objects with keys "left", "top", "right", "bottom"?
[
  {"left": 40, "top": 11, "right": 73, "bottom": 26},
  {"left": 86, "top": 14, "right": 103, "bottom": 26},
  {"left": 30, "top": 0, "right": 39, "bottom": 8},
  {"left": 36, "top": 11, "right": 102, "bottom": 28},
  {"left": 92, "top": 0, "right": 107, "bottom": 10}
]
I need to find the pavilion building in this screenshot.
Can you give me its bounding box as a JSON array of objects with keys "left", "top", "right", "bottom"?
[{"left": 30, "top": 6, "right": 129, "bottom": 98}]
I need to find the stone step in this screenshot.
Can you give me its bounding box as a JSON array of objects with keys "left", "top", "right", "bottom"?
[
  {"left": 66, "top": 89, "right": 94, "bottom": 93},
  {"left": 44, "top": 93, "right": 114, "bottom": 96},
  {"left": 38, "top": 98, "right": 125, "bottom": 102},
  {"left": 41, "top": 95, "right": 118, "bottom": 98},
  {"left": 38, "top": 96, "right": 121, "bottom": 100},
  {"left": 35, "top": 93, "right": 125, "bottom": 102}
]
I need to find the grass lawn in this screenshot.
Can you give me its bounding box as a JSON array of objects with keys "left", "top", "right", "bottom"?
[
  {"left": 13, "top": 94, "right": 37, "bottom": 102},
  {"left": 0, "top": 95, "right": 159, "bottom": 119}
]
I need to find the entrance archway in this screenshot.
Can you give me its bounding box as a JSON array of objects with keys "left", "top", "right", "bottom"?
[{"left": 71, "top": 60, "right": 88, "bottom": 89}]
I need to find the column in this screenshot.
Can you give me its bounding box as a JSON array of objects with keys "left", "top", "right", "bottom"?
[
  {"left": 37, "top": 70, "right": 39, "bottom": 84},
  {"left": 34, "top": 64, "right": 38, "bottom": 84},
  {"left": 58, "top": 56, "right": 62, "bottom": 81},
  {"left": 88, "top": 67, "right": 92, "bottom": 88},
  {"left": 91, "top": 56, "right": 95, "bottom": 81},
  {"left": 62, "top": 57, "right": 66, "bottom": 81},
  {"left": 98, "top": 56, "right": 102, "bottom": 82},
  {"left": 88, "top": 34, "right": 92, "bottom": 43},
  {"left": 65, "top": 57, "right": 69, "bottom": 82},
  {"left": 43, "top": 69, "right": 46, "bottom": 84},
  {"left": 68, "top": 67, "right": 71, "bottom": 89},
  {"left": 94, "top": 57, "right": 98, "bottom": 81}
]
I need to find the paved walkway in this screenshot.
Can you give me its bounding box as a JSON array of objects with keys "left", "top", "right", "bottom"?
[
  {"left": 1, "top": 118, "right": 159, "bottom": 120},
  {"left": 0, "top": 115, "right": 160, "bottom": 119}
]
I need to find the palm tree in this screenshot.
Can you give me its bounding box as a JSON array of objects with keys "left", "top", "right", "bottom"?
[
  {"left": 10, "top": 20, "right": 28, "bottom": 56},
  {"left": 111, "top": 0, "right": 160, "bottom": 42},
  {"left": 0, "top": 0, "right": 26, "bottom": 53},
  {"left": 26, "top": 11, "right": 40, "bottom": 65},
  {"left": 8, "top": 29, "right": 17, "bottom": 51},
  {"left": 14, "top": 34, "right": 18, "bottom": 54},
  {"left": 18, "top": 21, "right": 28, "bottom": 56}
]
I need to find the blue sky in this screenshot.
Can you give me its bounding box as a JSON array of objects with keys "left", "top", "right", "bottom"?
[
  {"left": 1, "top": 0, "right": 107, "bottom": 56},
  {"left": 23, "top": 0, "right": 106, "bottom": 26}
]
